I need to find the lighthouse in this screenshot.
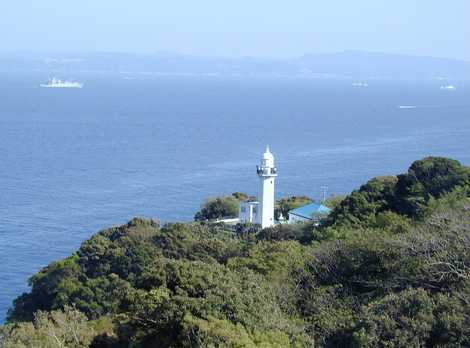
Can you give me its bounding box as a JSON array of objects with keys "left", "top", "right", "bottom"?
[{"left": 257, "top": 146, "right": 277, "bottom": 228}]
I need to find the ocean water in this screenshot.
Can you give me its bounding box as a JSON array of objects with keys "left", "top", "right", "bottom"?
[{"left": 1, "top": 72, "right": 469, "bottom": 322}]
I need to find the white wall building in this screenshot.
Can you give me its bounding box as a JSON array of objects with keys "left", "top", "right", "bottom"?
[
  {"left": 288, "top": 202, "right": 331, "bottom": 225},
  {"left": 239, "top": 201, "right": 259, "bottom": 224}
]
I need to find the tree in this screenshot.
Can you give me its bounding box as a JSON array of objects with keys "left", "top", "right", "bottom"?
[
  {"left": 5, "top": 157, "right": 470, "bottom": 348},
  {"left": 323, "top": 176, "right": 398, "bottom": 228},
  {"left": 231, "top": 192, "right": 257, "bottom": 202},
  {"left": 257, "top": 223, "right": 313, "bottom": 244},
  {"left": 1, "top": 306, "right": 95, "bottom": 348},
  {"left": 394, "top": 157, "right": 470, "bottom": 217},
  {"left": 323, "top": 157, "right": 470, "bottom": 229},
  {"left": 194, "top": 196, "right": 240, "bottom": 221},
  {"left": 352, "top": 289, "right": 470, "bottom": 347},
  {"left": 181, "top": 315, "right": 296, "bottom": 348},
  {"left": 324, "top": 195, "right": 346, "bottom": 210}
]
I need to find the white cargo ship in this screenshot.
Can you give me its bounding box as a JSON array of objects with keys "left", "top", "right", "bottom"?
[{"left": 40, "top": 78, "right": 83, "bottom": 88}]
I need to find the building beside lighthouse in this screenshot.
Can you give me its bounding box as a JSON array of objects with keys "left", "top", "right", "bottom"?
[
  {"left": 288, "top": 202, "right": 331, "bottom": 224},
  {"left": 239, "top": 146, "right": 277, "bottom": 228}
]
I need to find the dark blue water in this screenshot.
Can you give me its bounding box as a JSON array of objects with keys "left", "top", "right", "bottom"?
[{"left": 1, "top": 72, "right": 469, "bottom": 322}]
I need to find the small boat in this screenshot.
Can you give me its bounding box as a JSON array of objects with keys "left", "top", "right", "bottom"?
[
  {"left": 440, "top": 85, "right": 456, "bottom": 90},
  {"left": 40, "top": 77, "right": 83, "bottom": 88},
  {"left": 352, "top": 82, "right": 369, "bottom": 87}
]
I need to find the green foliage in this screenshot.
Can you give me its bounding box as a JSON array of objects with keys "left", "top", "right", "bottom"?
[
  {"left": 353, "top": 289, "right": 470, "bottom": 347},
  {"left": 194, "top": 196, "right": 240, "bottom": 221},
  {"left": 324, "top": 176, "right": 398, "bottom": 228},
  {"left": 371, "top": 211, "right": 412, "bottom": 234},
  {"left": 8, "top": 255, "right": 83, "bottom": 322},
  {"left": 181, "top": 315, "right": 296, "bottom": 348},
  {"left": 125, "top": 259, "right": 303, "bottom": 347},
  {"left": 227, "top": 241, "right": 306, "bottom": 280},
  {"left": 5, "top": 157, "right": 470, "bottom": 347},
  {"left": 294, "top": 200, "right": 470, "bottom": 346},
  {"left": 6, "top": 217, "right": 308, "bottom": 346},
  {"left": 154, "top": 222, "right": 245, "bottom": 263},
  {"left": 234, "top": 222, "right": 262, "bottom": 237},
  {"left": 323, "top": 195, "right": 346, "bottom": 210},
  {"left": 324, "top": 157, "right": 470, "bottom": 229},
  {"left": 1, "top": 306, "right": 95, "bottom": 348},
  {"left": 232, "top": 192, "right": 257, "bottom": 202},
  {"left": 392, "top": 157, "right": 470, "bottom": 217},
  {"left": 257, "top": 223, "right": 314, "bottom": 244}
]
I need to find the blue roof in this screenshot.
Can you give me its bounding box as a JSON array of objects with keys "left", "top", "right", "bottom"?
[{"left": 289, "top": 202, "right": 332, "bottom": 220}]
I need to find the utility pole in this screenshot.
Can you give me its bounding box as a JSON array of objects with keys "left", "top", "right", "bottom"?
[{"left": 320, "top": 185, "right": 328, "bottom": 203}]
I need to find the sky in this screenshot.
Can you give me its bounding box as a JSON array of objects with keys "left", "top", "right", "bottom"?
[{"left": 1, "top": 1, "right": 469, "bottom": 60}]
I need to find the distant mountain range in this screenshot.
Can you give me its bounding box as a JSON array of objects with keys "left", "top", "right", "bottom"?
[
  {"left": 293, "top": 51, "right": 470, "bottom": 80},
  {"left": 2, "top": 50, "right": 470, "bottom": 80}
]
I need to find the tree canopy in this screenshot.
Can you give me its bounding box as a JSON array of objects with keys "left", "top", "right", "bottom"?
[
  {"left": 2, "top": 157, "right": 470, "bottom": 348},
  {"left": 194, "top": 194, "right": 242, "bottom": 221}
]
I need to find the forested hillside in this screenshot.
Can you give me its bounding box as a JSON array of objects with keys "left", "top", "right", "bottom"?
[{"left": 1, "top": 157, "right": 469, "bottom": 348}]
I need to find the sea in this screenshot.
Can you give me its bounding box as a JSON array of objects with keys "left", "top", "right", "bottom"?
[{"left": 1, "top": 72, "right": 469, "bottom": 322}]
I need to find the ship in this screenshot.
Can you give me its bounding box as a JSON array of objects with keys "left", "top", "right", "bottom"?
[
  {"left": 352, "top": 82, "right": 369, "bottom": 87},
  {"left": 40, "top": 77, "right": 83, "bottom": 88},
  {"left": 440, "top": 85, "right": 456, "bottom": 90}
]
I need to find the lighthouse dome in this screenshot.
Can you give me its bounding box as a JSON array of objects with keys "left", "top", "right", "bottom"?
[
  {"left": 262, "top": 146, "right": 275, "bottom": 167},
  {"left": 263, "top": 146, "right": 274, "bottom": 161}
]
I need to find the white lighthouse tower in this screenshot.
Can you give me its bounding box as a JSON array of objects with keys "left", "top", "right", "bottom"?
[{"left": 257, "top": 146, "right": 277, "bottom": 228}]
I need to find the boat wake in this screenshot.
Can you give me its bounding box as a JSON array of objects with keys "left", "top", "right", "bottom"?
[
  {"left": 352, "top": 82, "right": 369, "bottom": 87},
  {"left": 397, "top": 104, "right": 448, "bottom": 110}
]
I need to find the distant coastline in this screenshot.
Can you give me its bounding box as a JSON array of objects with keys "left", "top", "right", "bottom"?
[{"left": 2, "top": 50, "right": 470, "bottom": 80}]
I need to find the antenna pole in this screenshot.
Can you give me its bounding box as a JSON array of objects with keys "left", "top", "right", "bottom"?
[{"left": 320, "top": 185, "right": 328, "bottom": 202}]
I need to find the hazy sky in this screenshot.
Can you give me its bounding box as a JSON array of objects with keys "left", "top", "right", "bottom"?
[{"left": 1, "top": 1, "right": 469, "bottom": 60}]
